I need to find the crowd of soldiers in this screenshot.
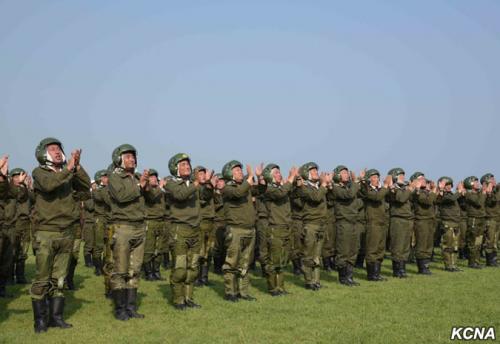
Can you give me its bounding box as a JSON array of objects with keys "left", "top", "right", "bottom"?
[{"left": 0, "top": 138, "right": 498, "bottom": 334}]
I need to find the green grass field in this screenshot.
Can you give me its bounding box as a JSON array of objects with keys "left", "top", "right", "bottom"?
[{"left": 1, "top": 251, "right": 499, "bottom": 344}]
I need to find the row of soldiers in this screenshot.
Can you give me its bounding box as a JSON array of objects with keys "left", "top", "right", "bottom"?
[{"left": 0, "top": 138, "right": 499, "bottom": 334}]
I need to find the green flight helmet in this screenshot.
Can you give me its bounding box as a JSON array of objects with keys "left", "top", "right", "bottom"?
[
  {"left": 299, "top": 162, "right": 319, "bottom": 181},
  {"left": 9, "top": 168, "right": 26, "bottom": 177},
  {"left": 480, "top": 173, "right": 494, "bottom": 185},
  {"left": 35, "top": 137, "right": 64, "bottom": 165},
  {"left": 410, "top": 171, "right": 425, "bottom": 182},
  {"left": 388, "top": 167, "right": 405, "bottom": 183},
  {"left": 215, "top": 173, "right": 223, "bottom": 179},
  {"left": 365, "top": 168, "right": 380, "bottom": 180},
  {"left": 193, "top": 165, "right": 207, "bottom": 175},
  {"left": 438, "top": 176, "right": 453, "bottom": 187},
  {"left": 112, "top": 144, "right": 137, "bottom": 168},
  {"left": 222, "top": 160, "right": 243, "bottom": 181},
  {"left": 333, "top": 164, "right": 348, "bottom": 183},
  {"left": 94, "top": 169, "right": 108, "bottom": 184},
  {"left": 168, "top": 153, "right": 191, "bottom": 176},
  {"left": 263, "top": 163, "right": 280, "bottom": 184},
  {"left": 463, "top": 176, "right": 478, "bottom": 190},
  {"left": 148, "top": 168, "right": 159, "bottom": 177}
]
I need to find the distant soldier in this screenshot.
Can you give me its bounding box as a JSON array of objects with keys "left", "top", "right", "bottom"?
[{"left": 481, "top": 173, "right": 498, "bottom": 267}]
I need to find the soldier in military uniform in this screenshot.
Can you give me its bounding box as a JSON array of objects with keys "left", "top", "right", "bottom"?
[
  {"left": 212, "top": 174, "right": 226, "bottom": 275},
  {"left": 296, "top": 162, "right": 330, "bottom": 290},
  {"left": 82, "top": 190, "right": 96, "bottom": 270},
  {"left": 164, "top": 153, "right": 210, "bottom": 310},
  {"left": 482, "top": 173, "right": 499, "bottom": 267},
  {"left": 0, "top": 155, "right": 13, "bottom": 297},
  {"left": 30, "top": 138, "right": 91, "bottom": 332},
  {"left": 93, "top": 169, "right": 111, "bottom": 296},
  {"left": 193, "top": 166, "right": 216, "bottom": 286},
  {"left": 221, "top": 160, "right": 264, "bottom": 301},
  {"left": 463, "top": 176, "right": 493, "bottom": 269},
  {"left": 387, "top": 168, "right": 415, "bottom": 278},
  {"left": 331, "top": 165, "right": 362, "bottom": 286},
  {"left": 143, "top": 168, "right": 168, "bottom": 281},
  {"left": 436, "top": 177, "right": 463, "bottom": 272},
  {"left": 321, "top": 190, "right": 336, "bottom": 272},
  {"left": 6, "top": 168, "right": 32, "bottom": 285},
  {"left": 410, "top": 172, "right": 438, "bottom": 275},
  {"left": 359, "top": 169, "right": 391, "bottom": 281},
  {"left": 289, "top": 180, "right": 304, "bottom": 275},
  {"left": 262, "top": 164, "right": 298, "bottom": 296},
  {"left": 108, "top": 144, "right": 150, "bottom": 320}
]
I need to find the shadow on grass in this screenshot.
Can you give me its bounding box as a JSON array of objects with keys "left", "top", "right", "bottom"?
[{"left": 65, "top": 291, "right": 92, "bottom": 319}]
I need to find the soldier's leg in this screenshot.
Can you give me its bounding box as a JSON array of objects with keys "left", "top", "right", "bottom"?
[
  {"left": 212, "top": 223, "right": 226, "bottom": 275},
  {"left": 237, "top": 229, "right": 256, "bottom": 300},
  {"left": 223, "top": 226, "right": 242, "bottom": 301},
  {"left": 204, "top": 221, "right": 216, "bottom": 282},
  {"left": 441, "top": 222, "right": 460, "bottom": 272},
  {"left": 365, "top": 224, "right": 385, "bottom": 281},
  {"left": 103, "top": 224, "right": 114, "bottom": 298},
  {"left": 265, "top": 227, "right": 277, "bottom": 294},
  {"left": 29, "top": 231, "right": 55, "bottom": 333},
  {"left": 301, "top": 223, "right": 317, "bottom": 289},
  {"left": 336, "top": 221, "right": 358, "bottom": 285},
  {"left": 484, "top": 219, "right": 498, "bottom": 266},
  {"left": 83, "top": 223, "right": 94, "bottom": 268},
  {"left": 152, "top": 223, "right": 165, "bottom": 280},
  {"left": 184, "top": 232, "right": 201, "bottom": 307},
  {"left": 170, "top": 225, "right": 189, "bottom": 308},
  {"left": 0, "top": 228, "right": 14, "bottom": 296},
  {"left": 458, "top": 219, "right": 468, "bottom": 259},
  {"left": 312, "top": 226, "right": 325, "bottom": 287},
  {"left": 277, "top": 228, "right": 291, "bottom": 294},
  {"left": 16, "top": 221, "right": 31, "bottom": 284},
  {"left": 290, "top": 219, "right": 303, "bottom": 275},
  {"left": 124, "top": 225, "right": 146, "bottom": 318},
  {"left": 415, "top": 219, "right": 433, "bottom": 274},
  {"left": 466, "top": 218, "right": 484, "bottom": 268},
  {"left": 92, "top": 220, "right": 105, "bottom": 276},
  {"left": 48, "top": 229, "right": 74, "bottom": 329},
  {"left": 355, "top": 222, "right": 366, "bottom": 269},
  {"left": 390, "top": 218, "right": 412, "bottom": 277},
  {"left": 321, "top": 221, "right": 334, "bottom": 272},
  {"left": 256, "top": 218, "right": 269, "bottom": 276},
  {"left": 142, "top": 221, "right": 156, "bottom": 281},
  {"left": 66, "top": 237, "right": 81, "bottom": 290}
]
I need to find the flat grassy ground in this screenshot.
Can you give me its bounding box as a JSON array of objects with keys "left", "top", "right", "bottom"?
[{"left": 0, "top": 251, "right": 499, "bottom": 344}]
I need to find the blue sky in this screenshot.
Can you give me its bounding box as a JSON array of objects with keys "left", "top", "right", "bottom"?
[{"left": 1, "top": 1, "right": 499, "bottom": 182}]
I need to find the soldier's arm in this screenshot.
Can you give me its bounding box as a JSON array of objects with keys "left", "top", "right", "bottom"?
[
  {"left": 33, "top": 167, "right": 74, "bottom": 193},
  {"left": 393, "top": 188, "right": 412, "bottom": 203},
  {"left": 72, "top": 166, "right": 91, "bottom": 195},
  {"left": 415, "top": 191, "right": 436, "bottom": 206},
  {"left": 164, "top": 181, "right": 197, "bottom": 201},
  {"left": 108, "top": 173, "right": 142, "bottom": 203},
  {"left": 143, "top": 185, "right": 163, "bottom": 203},
  {"left": 223, "top": 180, "right": 251, "bottom": 200},
  {"left": 297, "top": 185, "right": 327, "bottom": 203},
  {"left": 363, "top": 186, "right": 389, "bottom": 201},
  {"left": 436, "top": 192, "right": 459, "bottom": 205},
  {"left": 265, "top": 183, "right": 292, "bottom": 201},
  {"left": 199, "top": 184, "right": 214, "bottom": 205},
  {"left": 465, "top": 192, "right": 484, "bottom": 207},
  {"left": 332, "top": 182, "right": 360, "bottom": 200}
]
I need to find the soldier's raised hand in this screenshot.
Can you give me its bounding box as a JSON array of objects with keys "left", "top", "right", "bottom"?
[
  {"left": 383, "top": 175, "right": 392, "bottom": 188},
  {"left": 0, "top": 155, "right": 9, "bottom": 177},
  {"left": 139, "top": 169, "right": 150, "bottom": 189},
  {"left": 19, "top": 172, "right": 27, "bottom": 184},
  {"left": 246, "top": 164, "right": 254, "bottom": 184},
  {"left": 255, "top": 163, "right": 264, "bottom": 177},
  {"left": 359, "top": 169, "right": 366, "bottom": 180}
]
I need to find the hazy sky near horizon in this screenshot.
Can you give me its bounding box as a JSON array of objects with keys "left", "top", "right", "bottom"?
[{"left": 1, "top": 1, "right": 499, "bottom": 182}]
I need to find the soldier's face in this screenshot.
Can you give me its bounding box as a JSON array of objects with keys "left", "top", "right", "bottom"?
[
  {"left": 369, "top": 175, "right": 379, "bottom": 186},
  {"left": 178, "top": 160, "right": 191, "bottom": 178},
  {"left": 445, "top": 184, "right": 452, "bottom": 192},
  {"left": 149, "top": 175, "right": 159, "bottom": 186},
  {"left": 397, "top": 174, "right": 405, "bottom": 183},
  {"left": 12, "top": 174, "right": 22, "bottom": 186},
  {"left": 101, "top": 175, "right": 109, "bottom": 186},
  {"left": 272, "top": 168, "right": 282, "bottom": 183},
  {"left": 47, "top": 144, "right": 64, "bottom": 165},
  {"left": 232, "top": 166, "right": 243, "bottom": 182},
  {"left": 418, "top": 176, "right": 427, "bottom": 189},
  {"left": 196, "top": 170, "right": 206, "bottom": 183},
  {"left": 121, "top": 153, "right": 136, "bottom": 170},
  {"left": 216, "top": 178, "right": 225, "bottom": 189},
  {"left": 473, "top": 180, "right": 480, "bottom": 190},
  {"left": 340, "top": 169, "right": 349, "bottom": 183},
  {"left": 308, "top": 168, "right": 319, "bottom": 181}
]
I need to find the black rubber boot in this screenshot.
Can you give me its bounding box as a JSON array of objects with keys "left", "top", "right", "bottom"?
[
  {"left": 66, "top": 257, "right": 77, "bottom": 290},
  {"left": 153, "top": 258, "right": 164, "bottom": 281},
  {"left": 392, "top": 260, "right": 402, "bottom": 278},
  {"left": 201, "top": 265, "right": 210, "bottom": 286},
  {"left": 144, "top": 261, "right": 155, "bottom": 281},
  {"left": 458, "top": 248, "right": 465, "bottom": 260},
  {"left": 292, "top": 259, "right": 302, "bottom": 276},
  {"left": 486, "top": 252, "right": 498, "bottom": 267},
  {"left": 84, "top": 253, "right": 93, "bottom": 268},
  {"left": 126, "top": 288, "right": 145, "bottom": 318},
  {"left": 338, "top": 266, "right": 351, "bottom": 286},
  {"left": 194, "top": 263, "right": 204, "bottom": 287},
  {"left": 417, "top": 259, "right": 432, "bottom": 275},
  {"left": 0, "top": 284, "right": 11, "bottom": 298},
  {"left": 399, "top": 261, "right": 408, "bottom": 278},
  {"left": 323, "top": 257, "right": 333, "bottom": 272},
  {"left": 346, "top": 264, "right": 360, "bottom": 286},
  {"left": 32, "top": 298, "right": 48, "bottom": 333},
  {"left": 113, "top": 289, "right": 129, "bottom": 321},
  {"left": 374, "top": 261, "right": 387, "bottom": 281},
  {"left": 366, "top": 262, "right": 376, "bottom": 281},
  {"left": 355, "top": 254, "right": 365, "bottom": 269},
  {"left": 48, "top": 297, "right": 73, "bottom": 328},
  {"left": 93, "top": 257, "right": 102, "bottom": 276},
  {"left": 213, "top": 255, "right": 223, "bottom": 275}
]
